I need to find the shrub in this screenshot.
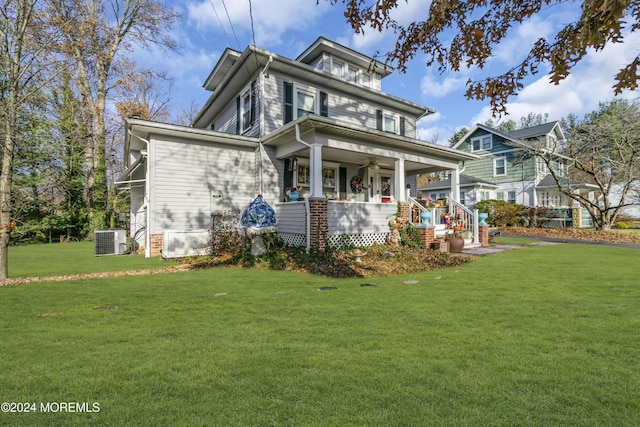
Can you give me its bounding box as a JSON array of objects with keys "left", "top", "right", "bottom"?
[
  {"left": 524, "top": 207, "right": 555, "bottom": 228},
  {"left": 615, "top": 221, "right": 631, "bottom": 229},
  {"left": 475, "top": 199, "right": 526, "bottom": 227}
]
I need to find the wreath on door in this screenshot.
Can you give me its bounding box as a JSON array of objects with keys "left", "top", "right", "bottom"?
[{"left": 350, "top": 176, "right": 363, "bottom": 193}]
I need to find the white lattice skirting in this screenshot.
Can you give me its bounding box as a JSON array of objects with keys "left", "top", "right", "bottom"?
[
  {"left": 327, "top": 233, "right": 389, "bottom": 248},
  {"left": 279, "top": 232, "right": 389, "bottom": 248},
  {"left": 279, "top": 233, "right": 306, "bottom": 247}
]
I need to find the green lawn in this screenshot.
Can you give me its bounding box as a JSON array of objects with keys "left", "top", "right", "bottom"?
[
  {"left": 1, "top": 243, "right": 639, "bottom": 426},
  {"left": 7, "top": 241, "right": 171, "bottom": 277}
]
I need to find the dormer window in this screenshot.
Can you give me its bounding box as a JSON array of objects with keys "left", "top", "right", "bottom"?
[
  {"left": 331, "top": 59, "right": 344, "bottom": 77},
  {"left": 471, "top": 135, "right": 492, "bottom": 151}
]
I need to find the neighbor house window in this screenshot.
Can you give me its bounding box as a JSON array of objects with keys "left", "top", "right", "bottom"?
[
  {"left": 496, "top": 191, "right": 505, "bottom": 201},
  {"left": 471, "top": 135, "right": 492, "bottom": 151},
  {"left": 508, "top": 191, "right": 516, "bottom": 204},
  {"left": 537, "top": 158, "right": 548, "bottom": 174},
  {"left": 459, "top": 191, "right": 466, "bottom": 205},
  {"left": 480, "top": 191, "right": 490, "bottom": 201},
  {"left": 494, "top": 157, "right": 507, "bottom": 177}
]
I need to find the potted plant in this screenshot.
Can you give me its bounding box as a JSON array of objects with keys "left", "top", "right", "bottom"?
[{"left": 445, "top": 230, "right": 465, "bottom": 253}]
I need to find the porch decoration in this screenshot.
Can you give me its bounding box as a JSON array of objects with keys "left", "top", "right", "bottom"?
[
  {"left": 445, "top": 231, "right": 465, "bottom": 253},
  {"left": 350, "top": 175, "right": 363, "bottom": 193},
  {"left": 419, "top": 210, "right": 432, "bottom": 226},
  {"left": 478, "top": 212, "right": 488, "bottom": 225},
  {"left": 241, "top": 196, "right": 276, "bottom": 228}
]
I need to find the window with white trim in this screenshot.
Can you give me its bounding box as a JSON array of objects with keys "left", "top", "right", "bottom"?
[
  {"left": 384, "top": 114, "right": 398, "bottom": 134},
  {"left": 480, "top": 191, "right": 490, "bottom": 201},
  {"left": 460, "top": 191, "right": 466, "bottom": 205},
  {"left": 241, "top": 88, "right": 251, "bottom": 132},
  {"left": 508, "top": 191, "right": 516, "bottom": 204},
  {"left": 537, "top": 157, "right": 548, "bottom": 175},
  {"left": 496, "top": 191, "right": 505, "bottom": 201},
  {"left": 493, "top": 157, "right": 507, "bottom": 177},
  {"left": 331, "top": 59, "right": 344, "bottom": 77},
  {"left": 360, "top": 72, "right": 370, "bottom": 87},
  {"left": 296, "top": 88, "right": 316, "bottom": 118},
  {"left": 346, "top": 66, "right": 357, "bottom": 82},
  {"left": 471, "top": 135, "right": 492, "bottom": 151}
]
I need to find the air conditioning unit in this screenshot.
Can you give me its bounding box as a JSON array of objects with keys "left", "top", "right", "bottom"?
[{"left": 94, "top": 229, "right": 127, "bottom": 256}]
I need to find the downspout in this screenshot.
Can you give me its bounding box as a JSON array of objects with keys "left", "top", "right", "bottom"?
[
  {"left": 127, "top": 128, "right": 151, "bottom": 258},
  {"left": 257, "top": 56, "right": 272, "bottom": 197},
  {"left": 295, "top": 123, "right": 313, "bottom": 252}
]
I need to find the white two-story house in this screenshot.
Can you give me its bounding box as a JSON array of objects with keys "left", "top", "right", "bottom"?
[{"left": 117, "top": 37, "right": 476, "bottom": 257}]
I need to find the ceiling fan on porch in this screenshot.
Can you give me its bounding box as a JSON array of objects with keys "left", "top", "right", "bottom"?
[{"left": 359, "top": 159, "right": 390, "bottom": 170}]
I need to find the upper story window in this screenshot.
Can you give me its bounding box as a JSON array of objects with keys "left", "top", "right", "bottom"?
[
  {"left": 376, "top": 109, "right": 405, "bottom": 135},
  {"left": 471, "top": 135, "right": 492, "bottom": 151},
  {"left": 297, "top": 89, "right": 315, "bottom": 117},
  {"left": 283, "top": 81, "right": 328, "bottom": 124},
  {"left": 384, "top": 114, "right": 398, "bottom": 134},
  {"left": 241, "top": 88, "right": 251, "bottom": 132},
  {"left": 493, "top": 157, "right": 507, "bottom": 177},
  {"left": 537, "top": 157, "right": 548, "bottom": 175},
  {"left": 331, "top": 59, "right": 344, "bottom": 77},
  {"left": 360, "top": 72, "right": 370, "bottom": 87},
  {"left": 346, "top": 66, "right": 357, "bottom": 82}
]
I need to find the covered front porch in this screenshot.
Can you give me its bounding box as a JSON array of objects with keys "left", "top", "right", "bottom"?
[{"left": 262, "top": 116, "right": 480, "bottom": 250}]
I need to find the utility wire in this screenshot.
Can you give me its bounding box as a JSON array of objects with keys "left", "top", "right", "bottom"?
[
  {"left": 220, "top": 0, "right": 242, "bottom": 50},
  {"left": 208, "top": 0, "right": 233, "bottom": 49}
]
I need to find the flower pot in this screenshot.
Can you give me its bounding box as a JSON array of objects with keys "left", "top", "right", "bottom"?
[
  {"left": 447, "top": 237, "right": 465, "bottom": 253},
  {"left": 289, "top": 191, "right": 299, "bottom": 202},
  {"left": 478, "top": 213, "right": 488, "bottom": 226},
  {"left": 419, "top": 210, "right": 432, "bottom": 226}
]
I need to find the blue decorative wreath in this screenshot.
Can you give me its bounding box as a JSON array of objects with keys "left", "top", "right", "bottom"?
[{"left": 350, "top": 176, "right": 363, "bottom": 194}]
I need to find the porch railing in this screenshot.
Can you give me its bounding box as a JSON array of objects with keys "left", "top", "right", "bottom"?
[{"left": 408, "top": 196, "right": 479, "bottom": 246}]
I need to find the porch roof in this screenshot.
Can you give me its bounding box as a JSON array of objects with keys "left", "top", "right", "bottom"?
[
  {"left": 262, "top": 115, "right": 477, "bottom": 173},
  {"left": 537, "top": 175, "right": 598, "bottom": 190},
  {"left": 418, "top": 174, "right": 499, "bottom": 191}
]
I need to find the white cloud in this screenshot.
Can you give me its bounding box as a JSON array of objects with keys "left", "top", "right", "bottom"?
[
  {"left": 420, "top": 72, "right": 467, "bottom": 98},
  {"left": 185, "top": 0, "right": 333, "bottom": 47}
]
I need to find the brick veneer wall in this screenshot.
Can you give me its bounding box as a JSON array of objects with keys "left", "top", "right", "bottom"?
[
  {"left": 417, "top": 226, "right": 435, "bottom": 247},
  {"left": 150, "top": 234, "right": 163, "bottom": 257},
  {"left": 308, "top": 198, "right": 328, "bottom": 251},
  {"left": 478, "top": 225, "right": 489, "bottom": 247},
  {"left": 400, "top": 202, "right": 410, "bottom": 222}
]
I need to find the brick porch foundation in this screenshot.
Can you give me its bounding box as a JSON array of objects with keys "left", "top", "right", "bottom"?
[
  {"left": 308, "top": 197, "right": 328, "bottom": 251},
  {"left": 150, "top": 234, "right": 163, "bottom": 257}
]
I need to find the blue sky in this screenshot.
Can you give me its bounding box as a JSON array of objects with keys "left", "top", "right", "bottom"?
[{"left": 137, "top": 0, "right": 640, "bottom": 145}]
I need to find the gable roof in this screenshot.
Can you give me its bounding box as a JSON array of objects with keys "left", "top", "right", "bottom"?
[{"left": 505, "top": 122, "right": 559, "bottom": 140}]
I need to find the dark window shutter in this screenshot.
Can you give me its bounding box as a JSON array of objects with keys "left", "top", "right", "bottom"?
[
  {"left": 251, "top": 79, "right": 257, "bottom": 126},
  {"left": 339, "top": 167, "right": 347, "bottom": 194},
  {"left": 284, "top": 158, "right": 293, "bottom": 198},
  {"left": 320, "top": 91, "right": 328, "bottom": 117},
  {"left": 284, "top": 81, "right": 293, "bottom": 124},
  {"left": 235, "top": 95, "right": 241, "bottom": 134},
  {"left": 376, "top": 109, "right": 382, "bottom": 131},
  {"left": 400, "top": 116, "right": 405, "bottom": 136},
  {"left": 210, "top": 123, "right": 215, "bottom": 131}
]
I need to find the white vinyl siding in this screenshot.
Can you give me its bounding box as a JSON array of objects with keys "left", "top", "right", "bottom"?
[{"left": 149, "top": 137, "right": 257, "bottom": 235}]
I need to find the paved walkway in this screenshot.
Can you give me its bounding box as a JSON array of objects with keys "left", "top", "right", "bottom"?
[{"left": 460, "top": 235, "right": 640, "bottom": 256}]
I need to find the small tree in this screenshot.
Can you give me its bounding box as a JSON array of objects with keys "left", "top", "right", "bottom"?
[{"left": 531, "top": 100, "right": 640, "bottom": 230}]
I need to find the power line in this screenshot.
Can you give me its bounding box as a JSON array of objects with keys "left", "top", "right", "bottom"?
[
  {"left": 209, "top": 0, "right": 232, "bottom": 48},
  {"left": 248, "top": 0, "right": 257, "bottom": 48},
  {"left": 220, "top": 0, "right": 242, "bottom": 51}
]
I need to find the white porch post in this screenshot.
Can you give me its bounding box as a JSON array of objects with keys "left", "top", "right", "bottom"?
[
  {"left": 451, "top": 168, "right": 460, "bottom": 203},
  {"left": 395, "top": 158, "right": 406, "bottom": 201},
  {"left": 309, "top": 144, "right": 324, "bottom": 197}
]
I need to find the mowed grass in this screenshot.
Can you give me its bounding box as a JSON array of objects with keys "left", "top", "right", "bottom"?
[
  {"left": 1, "top": 243, "right": 639, "bottom": 426},
  {"left": 7, "top": 241, "right": 171, "bottom": 277}
]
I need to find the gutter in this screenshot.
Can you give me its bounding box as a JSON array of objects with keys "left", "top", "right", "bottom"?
[{"left": 127, "top": 128, "right": 152, "bottom": 258}]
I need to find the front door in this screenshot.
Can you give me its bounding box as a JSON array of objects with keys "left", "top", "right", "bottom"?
[{"left": 370, "top": 169, "right": 393, "bottom": 202}]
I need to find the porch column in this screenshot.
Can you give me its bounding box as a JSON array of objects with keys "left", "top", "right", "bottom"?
[
  {"left": 309, "top": 144, "right": 324, "bottom": 198},
  {"left": 395, "top": 158, "right": 406, "bottom": 201},
  {"left": 450, "top": 168, "right": 460, "bottom": 203}
]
